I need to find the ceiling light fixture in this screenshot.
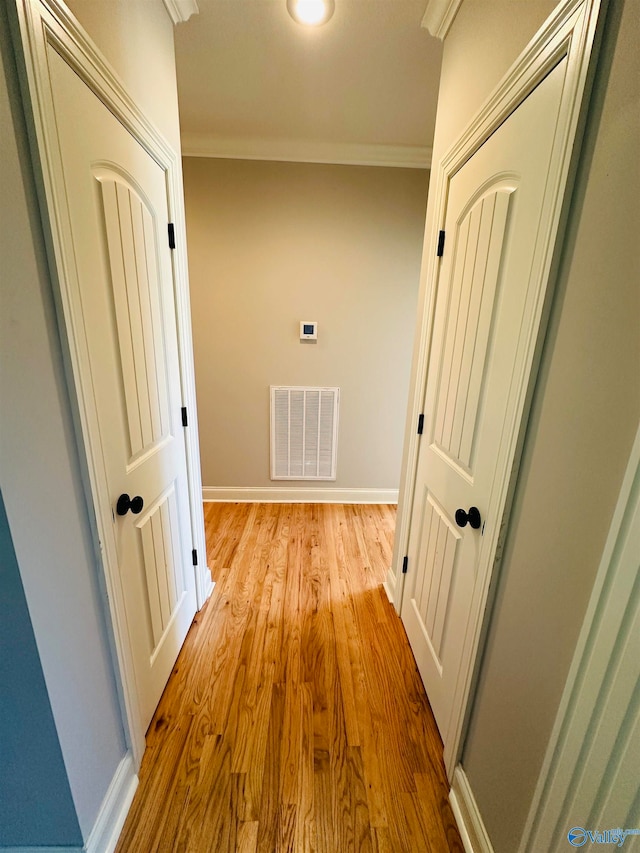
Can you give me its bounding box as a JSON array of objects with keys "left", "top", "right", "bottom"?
[{"left": 287, "top": 0, "right": 335, "bottom": 27}]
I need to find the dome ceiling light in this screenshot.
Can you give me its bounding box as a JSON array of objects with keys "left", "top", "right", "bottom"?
[{"left": 286, "top": 0, "right": 335, "bottom": 27}]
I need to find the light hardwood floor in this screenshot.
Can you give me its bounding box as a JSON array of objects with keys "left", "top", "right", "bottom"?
[{"left": 116, "top": 503, "right": 464, "bottom": 852}]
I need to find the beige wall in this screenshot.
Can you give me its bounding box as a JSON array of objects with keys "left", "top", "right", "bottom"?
[
  {"left": 183, "top": 158, "right": 428, "bottom": 493},
  {"left": 65, "top": 0, "right": 181, "bottom": 152},
  {"left": 443, "top": 2, "right": 639, "bottom": 851},
  {"left": 431, "top": 0, "right": 559, "bottom": 156}
]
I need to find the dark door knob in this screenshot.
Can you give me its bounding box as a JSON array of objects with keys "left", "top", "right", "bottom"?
[
  {"left": 116, "top": 493, "right": 144, "bottom": 516},
  {"left": 455, "top": 506, "right": 481, "bottom": 529}
]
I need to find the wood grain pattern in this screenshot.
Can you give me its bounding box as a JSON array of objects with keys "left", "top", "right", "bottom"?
[{"left": 116, "top": 503, "right": 463, "bottom": 852}]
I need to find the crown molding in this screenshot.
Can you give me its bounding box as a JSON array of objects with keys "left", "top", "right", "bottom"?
[
  {"left": 181, "top": 134, "right": 432, "bottom": 169},
  {"left": 162, "top": 0, "right": 199, "bottom": 25},
  {"left": 421, "top": 0, "right": 464, "bottom": 39}
]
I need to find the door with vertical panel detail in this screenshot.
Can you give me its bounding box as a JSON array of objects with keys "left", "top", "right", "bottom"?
[
  {"left": 401, "top": 58, "right": 567, "bottom": 743},
  {"left": 48, "top": 48, "right": 196, "bottom": 732}
]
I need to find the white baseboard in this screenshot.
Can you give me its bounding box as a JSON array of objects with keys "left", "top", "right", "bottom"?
[
  {"left": 383, "top": 566, "right": 397, "bottom": 604},
  {"left": 202, "top": 487, "right": 399, "bottom": 504},
  {"left": 450, "top": 766, "right": 494, "bottom": 853},
  {"left": 84, "top": 752, "right": 138, "bottom": 853},
  {"left": 201, "top": 574, "right": 215, "bottom": 607}
]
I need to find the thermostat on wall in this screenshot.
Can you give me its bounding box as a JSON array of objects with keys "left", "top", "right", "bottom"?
[{"left": 300, "top": 321, "right": 318, "bottom": 341}]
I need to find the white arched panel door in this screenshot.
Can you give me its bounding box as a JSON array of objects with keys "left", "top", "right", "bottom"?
[
  {"left": 402, "top": 57, "right": 567, "bottom": 752},
  {"left": 48, "top": 47, "right": 197, "bottom": 733}
]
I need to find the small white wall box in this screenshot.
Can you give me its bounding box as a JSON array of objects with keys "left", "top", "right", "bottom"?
[{"left": 300, "top": 321, "right": 318, "bottom": 341}]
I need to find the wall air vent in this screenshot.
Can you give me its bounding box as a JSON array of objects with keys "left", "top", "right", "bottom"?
[{"left": 270, "top": 386, "right": 339, "bottom": 480}]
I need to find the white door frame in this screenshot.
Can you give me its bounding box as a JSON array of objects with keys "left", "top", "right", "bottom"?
[
  {"left": 389, "top": 0, "right": 606, "bottom": 775},
  {"left": 11, "top": 0, "right": 213, "bottom": 766}
]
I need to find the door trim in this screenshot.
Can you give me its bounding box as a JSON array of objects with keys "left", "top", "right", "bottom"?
[
  {"left": 449, "top": 765, "right": 494, "bottom": 853},
  {"left": 391, "top": 0, "right": 605, "bottom": 775},
  {"left": 11, "top": 0, "right": 212, "bottom": 765}
]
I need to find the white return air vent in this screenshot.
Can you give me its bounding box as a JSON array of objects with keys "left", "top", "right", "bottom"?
[{"left": 270, "top": 386, "right": 339, "bottom": 480}]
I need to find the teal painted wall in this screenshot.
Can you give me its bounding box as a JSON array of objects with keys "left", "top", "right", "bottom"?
[{"left": 0, "top": 490, "right": 82, "bottom": 846}]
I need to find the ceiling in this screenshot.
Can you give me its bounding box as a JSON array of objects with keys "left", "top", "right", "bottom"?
[{"left": 174, "top": 0, "right": 443, "bottom": 168}]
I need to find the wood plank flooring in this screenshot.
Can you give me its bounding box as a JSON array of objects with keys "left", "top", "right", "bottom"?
[{"left": 116, "top": 503, "right": 463, "bottom": 852}]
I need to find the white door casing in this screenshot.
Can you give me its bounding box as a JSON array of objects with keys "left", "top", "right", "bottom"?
[
  {"left": 402, "top": 55, "right": 567, "bottom": 747},
  {"left": 392, "top": 0, "right": 605, "bottom": 776},
  {"left": 12, "top": 0, "right": 213, "bottom": 763}
]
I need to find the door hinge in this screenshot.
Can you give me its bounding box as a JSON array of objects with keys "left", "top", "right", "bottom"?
[
  {"left": 181, "top": 406, "right": 188, "bottom": 427},
  {"left": 402, "top": 555, "right": 408, "bottom": 574},
  {"left": 417, "top": 413, "right": 424, "bottom": 435},
  {"left": 437, "top": 229, "right": 445, "bottom": 257},
  {"left": 192, "top": 548, "right": 198, "bottom": 566},
  {"left": 168, "top": 222, "right": 176, "bottom": 250}
]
